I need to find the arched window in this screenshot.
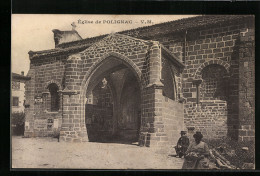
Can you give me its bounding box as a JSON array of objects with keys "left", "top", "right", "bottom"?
[
  {"left": 48, "top": 83, "right": 60, "bottom": 111},
  {"left": 201, "top": 64, "right": 228, "bottom": 100}
]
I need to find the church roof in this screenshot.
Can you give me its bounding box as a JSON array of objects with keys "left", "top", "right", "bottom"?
[
  {"left": 161, "top": 45, "right": 185, "bottom": 69},
  {"left": 29, "top": 15, "right": 253, "bottom": 59},
  {"left": 56, "top": 15, "right": 253, "bottom": 49}
]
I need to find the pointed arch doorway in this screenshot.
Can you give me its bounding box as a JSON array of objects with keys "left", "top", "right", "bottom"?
[{"left": 83, "top": 56, "right": 141, "bottom": 144}]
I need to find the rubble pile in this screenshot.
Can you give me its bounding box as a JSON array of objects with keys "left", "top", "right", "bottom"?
[
  {"left": 209, "top": 148, "right": 236, "bottom": 169},
  {"left": 208, "top": 143, "right": 254, "bottom": 170}
]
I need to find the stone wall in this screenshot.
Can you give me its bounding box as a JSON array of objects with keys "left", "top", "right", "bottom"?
[
  {"left": 25, "top": 55, "right": 67, "bottom": 137},
  {"left": 26, "top": 16, "right": 255, "bottom": 143},
  {"left": 139, "top": 87, "right": 169, "bottom": 147},
  {"left": 238, "top": 28, "right": 255, "bottom": 142},
  {"left": 59, "top": 34, "right": 152, "bottom": 142},
  {"left": 149, "top": 19, "right": 255, "bottom": 141},
  {"left": 162, "top": 97, "right": 184, "bottom": 146},
  {"left": 24, "top": 68, "right": 35, "bottom": 136}
]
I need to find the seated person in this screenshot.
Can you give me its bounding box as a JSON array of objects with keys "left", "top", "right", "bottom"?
[
  {"left": 174, "top": 131, "right": 190, "bottom": 158},
  {"left": 182, "top": 131, "right": 210, "bottom": 169}
]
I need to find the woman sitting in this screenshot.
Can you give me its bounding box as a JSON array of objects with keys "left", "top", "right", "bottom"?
[{"left": 182, "top": 131, "right": 210, "bottom": 169}]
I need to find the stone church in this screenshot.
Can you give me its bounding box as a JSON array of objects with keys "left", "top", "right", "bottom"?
[{"left": 24, "top": 15, "right": 255, "bottom": 147}]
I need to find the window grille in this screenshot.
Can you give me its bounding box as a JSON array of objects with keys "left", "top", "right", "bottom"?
[{"left": 201, "top": 64, "right": 227, "bottom": 100}]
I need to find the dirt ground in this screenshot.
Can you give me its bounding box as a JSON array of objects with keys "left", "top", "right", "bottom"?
[{"left": 12, "top": 136, "right": 184, "bottom": 169}]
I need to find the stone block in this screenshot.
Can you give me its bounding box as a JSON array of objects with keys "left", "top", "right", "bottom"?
[
  {"left": 66, "top": 137, "right": 72, "bottom": 142},
  {"left": 225, "top": 41, "right": 234, "bottom": 47},
  {"left": 239, "top": 130, "right": 247, "bottom": 136},
  {"left": 209, "top": 43, "right": 216, "bottom": 49},
  {"left": 73, "top": 138, "right": 81, "bottom": 142},
  {"left": 217, "top": 42, "right": 224, "bottom": 47},
  {"left": 205, "top": 49, "right": 212, "bottom": 54},
  {"left": 194, "top": 45, "right": 201, "bottom": 51},
  {"left": 247, "top": 130, "right": 255, "bottom": 136}
]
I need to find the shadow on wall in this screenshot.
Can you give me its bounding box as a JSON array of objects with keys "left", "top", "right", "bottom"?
[{"left": 227, "top": 37, "right": 240, "bottom": 140}]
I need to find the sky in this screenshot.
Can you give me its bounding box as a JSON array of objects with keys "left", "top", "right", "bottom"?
[{"left": 11, "top": 15, "right": 197, "bottom": 75}]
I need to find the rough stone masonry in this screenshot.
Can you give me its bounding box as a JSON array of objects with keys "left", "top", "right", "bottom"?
[{"left": 24, "top": 15, "right": 255, "bottom": 147}]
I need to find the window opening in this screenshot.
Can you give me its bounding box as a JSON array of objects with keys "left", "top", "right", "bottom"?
[
  {"left": 12, "top": 97, "right": 19, "bottom": 106},
  {"left": 48, "top": 83, "right": 60, "bottom": 111}
]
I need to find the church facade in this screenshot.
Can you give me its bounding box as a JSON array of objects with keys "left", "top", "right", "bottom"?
[{"left": 24, "top": 15, "right": 255, "bottom": 147}]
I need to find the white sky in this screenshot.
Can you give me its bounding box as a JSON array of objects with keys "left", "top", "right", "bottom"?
[{"left": 11, "top": 14, "right": 197, "bottom": 75}]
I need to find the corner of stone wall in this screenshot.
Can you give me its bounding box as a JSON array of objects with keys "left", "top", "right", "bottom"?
[
  {"left": 238, "top": 27, "right": 255, "bottom": 142},
  {"left": 24, "top": 68, "right": 35, "bottom": 138}
]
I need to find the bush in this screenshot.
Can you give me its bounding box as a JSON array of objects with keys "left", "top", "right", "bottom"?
[
  {"left": 12, "top": 112, "right": 25, "bottom": 136},
  {"left": 206, "top": 137, "right": 255, "bottom": 169}
]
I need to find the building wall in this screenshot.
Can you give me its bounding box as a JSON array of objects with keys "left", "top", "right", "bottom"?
[
  {"left": 24, "top": 55, "right": 67, "bottom": 137},
  {"left": 145, "top": 19, "right": 255, "bottom": 140},
  {"left": 58, "top": 35, "right": 152, "bottom": 142},
  {"left": 238, "top": 27, "right": 255, "bottom": 142},
  {"left": 26, "top": 34, "right": 184, "bottom": 146},
  {"left": 25, "top": 17, "right": 255, "bottom": 143},
  {"left": 162, "top": 97, "right": 184, "bottom": 146},
  {"left": 12, "top": 81, "right": 26, "bottom": 112}
]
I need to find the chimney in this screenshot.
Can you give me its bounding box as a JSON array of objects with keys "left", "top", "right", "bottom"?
[
  {"left": 52, "top": 29, "right": 82, "bottom": 48},
  {"left": 21, "top": 71, "right": 24, "bottom": 76}
]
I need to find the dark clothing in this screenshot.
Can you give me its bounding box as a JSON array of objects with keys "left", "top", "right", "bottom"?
[
  {"left": 175, "top": 136, "right": 190, "bottom": 157},
  {"left": 182, "top": 141, "right": 210, "bottom": 169}
]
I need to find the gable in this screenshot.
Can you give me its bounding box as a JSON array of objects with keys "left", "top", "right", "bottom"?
[{"left": 81, "top": 33, "right": 152, "bottom": 55}]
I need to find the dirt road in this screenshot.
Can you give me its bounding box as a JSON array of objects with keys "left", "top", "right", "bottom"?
[{"left": 12, "top": 136, "right": 184, "bottom": 169}]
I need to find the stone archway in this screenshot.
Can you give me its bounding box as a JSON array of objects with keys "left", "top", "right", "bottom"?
[
  {"left": 81, "top": 54, "right": 142, "bottom": 143},
  {"left": 194, "top": 59, "right": 230, "bottom": 79},
  {"left": 59, "top": 34, "right": 184, "bottom": 146}
]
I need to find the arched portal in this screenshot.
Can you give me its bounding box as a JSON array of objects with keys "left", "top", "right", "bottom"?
[{"left": 82, "top": 56, "right": 142, "bottom": 143}]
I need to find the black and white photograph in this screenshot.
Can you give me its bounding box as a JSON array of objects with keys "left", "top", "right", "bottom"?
[{"left": 11, "top": 14, "right": 255, "bottom": 170}]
